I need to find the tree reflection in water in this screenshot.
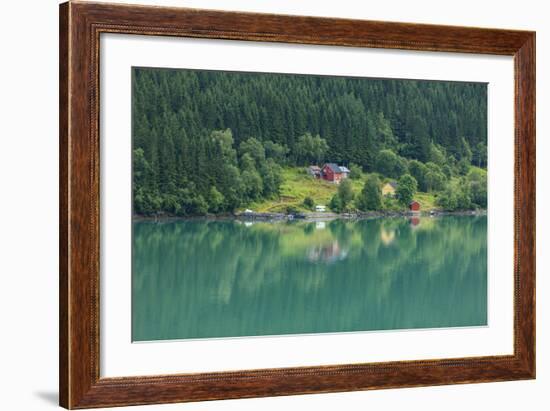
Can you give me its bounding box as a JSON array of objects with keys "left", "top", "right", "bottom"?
[{"left": 132, "top": 216, "right": 487, "bottom": 341}]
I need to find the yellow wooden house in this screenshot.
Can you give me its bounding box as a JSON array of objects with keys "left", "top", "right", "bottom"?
[{"left": 382, "top": 181, "right": 397, "bottom": 197}]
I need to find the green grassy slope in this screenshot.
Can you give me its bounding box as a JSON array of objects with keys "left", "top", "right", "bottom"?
[{"left": 244, "top": 167, "right": 438, "bottom": 213}]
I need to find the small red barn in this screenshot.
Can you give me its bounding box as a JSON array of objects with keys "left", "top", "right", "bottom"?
[
  {"left": 322, "top": 163, "right": 346, "bottom": 184},
  {"left": 409, "top": 200, "right": 421, "bottom": 212}
]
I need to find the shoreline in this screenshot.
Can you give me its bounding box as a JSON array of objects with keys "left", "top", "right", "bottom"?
[{"left": 133, "top": 209, "right": 487, "bottom": 223}]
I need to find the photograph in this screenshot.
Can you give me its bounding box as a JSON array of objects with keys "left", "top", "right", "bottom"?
[{"left": 131, "top": 67, "right": 488, "bottom": 342}]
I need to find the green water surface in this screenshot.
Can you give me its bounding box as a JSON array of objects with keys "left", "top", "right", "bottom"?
[{"left": 132, "top": 216, "right": 487, "bottom": 341}]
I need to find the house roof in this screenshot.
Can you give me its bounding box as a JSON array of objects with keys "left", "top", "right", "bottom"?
[
  {"left": 308, "top": 165, "right": 321, "bottom": 171},
  {"left": 387, "top": 181, "right": 397, "bottom": 188},
  {"left": 324, "top": 163, "right": 343, "bottom": 173},
  {"left": 409, "top": 200, "right": 420, "bottom": 205},
  {"left": 339, "top": 166, "right": 350, "bottom": 173}
]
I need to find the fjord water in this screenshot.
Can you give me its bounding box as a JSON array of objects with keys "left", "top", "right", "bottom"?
[{"left": 132, "top": 216, "right": 487, "bottom": 341}]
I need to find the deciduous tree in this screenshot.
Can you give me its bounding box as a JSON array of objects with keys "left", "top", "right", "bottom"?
[
  {"left": 396, "top": 174, "right": 418, "bottom": 206},
  {"left": 356, "top": 174, "right": 382, "bottom": 211}
]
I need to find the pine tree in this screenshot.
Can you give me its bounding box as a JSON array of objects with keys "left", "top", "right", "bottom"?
[{"left": 131, "top": 67, "right": 487, "bottom": 216}]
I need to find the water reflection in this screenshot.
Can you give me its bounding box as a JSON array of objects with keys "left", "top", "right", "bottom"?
[
  {"left": 132, "top": 216, "right": 487, "bottom": 341},
  {"left": 307, "top": 240, "right": 348, "bottom": 264},
  {"left": 410, "top": 216, "right": 421, "bottom": 227}
]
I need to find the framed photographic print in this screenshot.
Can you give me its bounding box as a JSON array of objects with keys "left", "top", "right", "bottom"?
[{"left": 59, "top": 1, "right": 535, "bottom": 409}]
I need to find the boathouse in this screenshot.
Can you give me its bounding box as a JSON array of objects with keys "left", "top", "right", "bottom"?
[{"left": 409, "top": 200, "right": 421, "bottom": 212}]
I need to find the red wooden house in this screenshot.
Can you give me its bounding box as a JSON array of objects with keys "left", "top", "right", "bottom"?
[{"left": 321, "top": 163, "right": 348, "bottom": 184}]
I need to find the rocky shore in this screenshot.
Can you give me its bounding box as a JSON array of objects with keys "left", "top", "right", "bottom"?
[
  {"left": 233, "top": 209, "right": 486, "bottom": 221},
  {"left": 133, "top": 209, "right": 486, "bottom": 222}
]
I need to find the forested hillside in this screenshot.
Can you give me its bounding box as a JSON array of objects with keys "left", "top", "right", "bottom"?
[{"left": 132, "top": 67, "right": 487, "bottom": 216}]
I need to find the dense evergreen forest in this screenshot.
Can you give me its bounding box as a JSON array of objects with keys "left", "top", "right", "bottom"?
[{"left": 132, "top": 67, "right": 487, "bottom": 216}]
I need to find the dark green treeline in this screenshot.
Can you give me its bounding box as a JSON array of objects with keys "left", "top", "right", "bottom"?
[{"left": 132, "top": 67, "right": 487, "bottom": 215}]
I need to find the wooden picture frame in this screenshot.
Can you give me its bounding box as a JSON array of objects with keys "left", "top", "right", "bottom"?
[{"left": 59, "top": 1, "right": 535, "bottom": 408}]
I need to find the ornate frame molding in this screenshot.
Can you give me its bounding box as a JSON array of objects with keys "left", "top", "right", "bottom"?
[{"left": 60, "top": 2, "right": 535, "bottom": 408}]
